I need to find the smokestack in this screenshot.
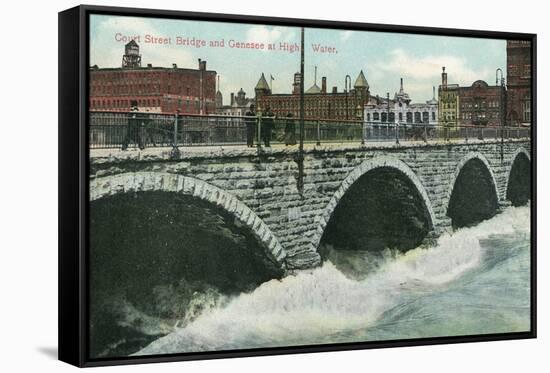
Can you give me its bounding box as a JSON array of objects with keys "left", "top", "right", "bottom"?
[
  {"left": 321, "top": 77, "right": 327, "bottom": 94},
  {"left": 293, "top": 72, "right": 301, "bottom": 95},
  {"left": 442, "top": 66, "right": 447, "bottom": 87},
  {"left": 230, "top": 93, "right": 235, "bottom": 106}
]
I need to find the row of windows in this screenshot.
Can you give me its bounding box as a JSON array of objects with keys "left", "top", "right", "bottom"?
[
  {"left": 366, "top": 111, "right": 436, "bottom": 123},
  {"left": 91, "top": 98, "right": 162, "bottom": 108},
  {"left": 460, "top": 101, "right": 500, "bottom": 110},
  {"left": 91, "top": 84, "right": 162, "bottom": 95},
  {"left": 461, "top": 112, "right": 500, "bottom": 120},
  {"left": 267, "top": 99, "right": 360, "bottom": 111},
  {"left": 91, "top": 71, "right": 203, "bottom": 85},
  {"left": 91, "top": 84, "right": 207, "bottom": 96},
  {"left": 441, "top": 102, "right": 457, "bottom": 109}
]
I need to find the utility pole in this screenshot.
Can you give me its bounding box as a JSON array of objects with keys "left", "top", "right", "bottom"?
[
  {"left": 298, "top": 27, "right": 305, "bottom": 192},
  {"left": 389, "top": 92, "right": 398, "bottom": 144}
]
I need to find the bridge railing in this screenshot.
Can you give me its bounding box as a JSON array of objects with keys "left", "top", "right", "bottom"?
[{"left": 89, "top": 111, "right": 531, "bottom": 149}]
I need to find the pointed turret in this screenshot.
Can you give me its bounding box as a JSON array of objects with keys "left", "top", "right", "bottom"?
[
  {"left": 255, "top": 73, "right": 271, "bottom": 112},
  {"left": 354, "top": 70, "right": 369, "bottom": 89},
  {"left": 255, "top": 73, "right": 271, "bottom": 92}
]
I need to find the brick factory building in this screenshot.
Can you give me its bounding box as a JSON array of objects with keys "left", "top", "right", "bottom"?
[
  {"left": 89, "top": 40, "right": 217, "bottom": 114},
  {"left": 506, "top": 40, "right": 532, "bottom": 126},
  {"left": 254, "top": 68, "right": 371, "bottom": 120}
]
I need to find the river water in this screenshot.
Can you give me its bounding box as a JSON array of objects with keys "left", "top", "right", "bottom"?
[{"left": 120, "top": 205, "right": 531, "bottom": 356}]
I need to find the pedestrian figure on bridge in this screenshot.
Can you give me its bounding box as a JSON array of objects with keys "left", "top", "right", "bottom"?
[
  {"left": 261, "top": 107, "right": 275, "bottom": 147},
  {"left": 122, "top": 101, "right": 145, "bottom": 150},
  {"left": 284, "top": 112, "right": 297, "bottom": 146},
  {"left": 245, "top": 104, "right": 256, "bottom": 147},
  {"left": 143, "top": 109, "right": 157, "bottom": 147}
]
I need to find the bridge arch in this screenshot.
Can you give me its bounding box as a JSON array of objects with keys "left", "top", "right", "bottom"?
[
  {"left": 504, "top": 147, "right": 531, "bottom": 192},
  {"left": 505, "top": 147, "right": 531, "bottom": 206},
  {"left": 446, "top": 152, "right": 500, "bottom": 206},
  {"left": 311, "top": 156, "right": 437, "bottom": 251},
  {"left": 446, "top": 152, "right": 500, "bottom": 227},
  {"left": 90, "top": 171, "right": 287, "bottom": 268}
]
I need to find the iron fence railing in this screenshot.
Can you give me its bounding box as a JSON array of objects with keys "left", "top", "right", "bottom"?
[{"left": 89, "top": 111, "right": 531, "bottom": 150}]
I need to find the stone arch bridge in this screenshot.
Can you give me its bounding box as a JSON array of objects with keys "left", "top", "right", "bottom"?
[{"left": 90, "top": 139, "right": 531, "bottom": 272}]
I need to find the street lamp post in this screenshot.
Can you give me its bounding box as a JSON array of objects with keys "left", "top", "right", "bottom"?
[
  {"left": 389, "top": 92, "right": 398, "bottom": 144},
  {"left": 496, "top": 68, "right": 506, "bottom": 162},
  {"left": 298, "top": 27, "right": 305, "bottom": 192}
]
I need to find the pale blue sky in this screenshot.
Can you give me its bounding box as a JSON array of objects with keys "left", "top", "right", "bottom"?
[{"left": 90, "top": 14, "right": 506, "bottom": 102}]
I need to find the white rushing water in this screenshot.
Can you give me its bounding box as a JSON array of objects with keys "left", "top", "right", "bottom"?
[{"left": 134, "top": 205, "right": 531, "bottom": 355}]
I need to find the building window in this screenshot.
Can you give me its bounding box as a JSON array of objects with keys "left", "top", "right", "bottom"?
[
  {"left": 399, "top": 112, "right": 403, "bottom": 122},
  {"left": 414, "top": 112, "right": 421, "bottom": 123},
  {"left": 522, "top": 100, "right": 531, "bottom": 122},
  {"left": 381, "top": 112, "right": 387, "bottom": 122},
  {"left": 388, "top": 112, "right": 395, "bottom": 123},
  {"left": 422, "top": 112, "right": 429, "bottom": 123},
  {"left": 366, "top": 113, "right": 370, "bottom": 121},
  {"left": 373, "top": 112, "right": 379, "bottom": 121},
  {"left": 432, "top": 112, "right": 436, "bottom": 121},
  {"left": 406, "top": 112, "right": 413, "bottom": 123}
]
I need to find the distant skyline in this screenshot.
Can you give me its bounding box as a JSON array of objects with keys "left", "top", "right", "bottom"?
[{"left": 90, "top": 15, "right": 506, "bottom": 103}]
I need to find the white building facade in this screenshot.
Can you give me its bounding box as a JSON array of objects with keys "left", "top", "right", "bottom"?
[{"left": 364, "top": 79, "right": 438, "bottom": 126}]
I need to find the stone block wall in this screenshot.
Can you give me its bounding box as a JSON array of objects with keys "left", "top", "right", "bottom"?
[{"left": 89, "top": 139, "right": 531, "bottom": 271}]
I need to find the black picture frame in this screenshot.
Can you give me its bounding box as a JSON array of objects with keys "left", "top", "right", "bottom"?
[{"left": 59, "top": 4, "right": 537, "bottom": 367}]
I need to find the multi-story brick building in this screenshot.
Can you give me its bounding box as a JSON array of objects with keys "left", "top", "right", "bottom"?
[
  {"left": 439, "top": 67, "right": 505, "bottom": 127},
  {"left": 89, "top": 41, "right": 217, "bottom": 114},
  {"left": 506, "top": 40, "right": 532, "bottom": 126},
  {"left": 458, "top": 80, "right": 505, "bottom": 127},
  {"left": 254, "top": 70, "right": 371, "bottom": 120}
]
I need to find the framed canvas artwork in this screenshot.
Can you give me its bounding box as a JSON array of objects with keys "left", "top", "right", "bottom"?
[{"left": 58, "top": 4, "right": 536, "bottom": 367}]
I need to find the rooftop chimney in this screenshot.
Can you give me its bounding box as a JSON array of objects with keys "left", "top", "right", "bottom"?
[
  {"left": 321, "top": 77, "right": 327, "bottom": 94},
  {"left": 147, "top": 63, "right": 152, "bottom": 68},
  {"left": 198, "top": 58, "right": 207, "bottom": 71},
  {"left": 172, "top": 63, "right": 177, "bottom": 68},
  {"left": 332, "top": 86, "right": 338, "bottom": 94},
  {"left": 230, "top": 93, "right": 235, "bottom": 106}
]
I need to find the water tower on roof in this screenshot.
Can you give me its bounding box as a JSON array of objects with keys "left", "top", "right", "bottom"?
[{"left": 122, "top": 40, "right": 141, "bottom": 68}]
